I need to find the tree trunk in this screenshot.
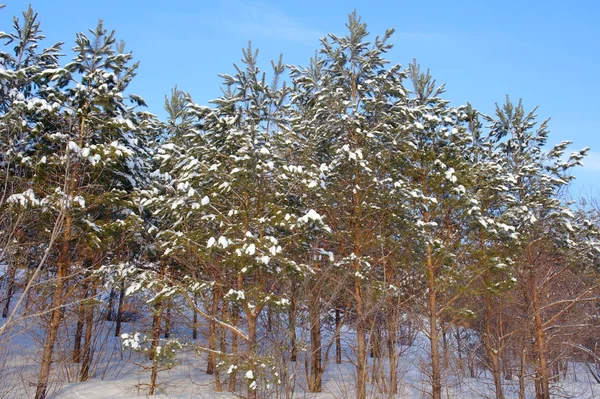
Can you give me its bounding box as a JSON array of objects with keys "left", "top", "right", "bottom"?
[
  {"left": 531, "top": 273, "right": 550, "bottom": 399},
  {"left": 388, "top": 316, "right": 398, "bottom": 397},
  {"left": 114, "top": 279, "right": 125, "bottom": 337},
  {"left": 483, "top": 289, "right": 505, "bottom": 399},
  {"left": 2, "top": 262, "right": 16, "bottom": 318},
  {"left": 335, "top": 308, "right": 342, "bottom": 364},
  {"left": 355, "top": 284, "right": 367, "bottom": 399},
  {"left": 35, "top": 215, "right": 71, "bottom": 399},
  {"left": 427, "top": 243, "right": 442, "bottom": 399},
  {"left": 214, "top": 303, "right": 227, "bottom": 393},
  {"left": 290, "top": 295, "right": 297, "bottom": 362},
  {"left": 519, "top": 347, "right": 527, "bottom": 399},
  {"left": 148, "top": 307, "right": 163, "bottom": 396},
  {"left": 163, "top": 304, "right": 171, "bottom": 339},
  {"left": 370, "top": 324, "right": 380, "bottom": 359},
  {"left": 192, "top": 292, "right": 198, "bottom": 340},
  {"left": 441, "top": 323, "right": 449, "bottom": 369},
  {"left": 73, "top": 280, "right": 90, "bottom": 364},
  {"left": 267, "top": 305, "right": 273, "bottom": 333},
  {"left": 207, "top": 287, "right": 220, "bottom": 375},
  {"left": 73, "top": 302, "right": 85, "bottom": 364},
  {"left": 106, "top": 287, "right": 115, "bottom": 321},
  {"left": 455, "top": 326, "right": 464, "bottom": 374},
  {"left": 247, "top": 311, "right": 258, "bottom": 399},
  {"left": 229, "top": 305, "right": 238, "bottom": 392},
  {"left": 308, "top": 295, "right": 322, "bottom": 392},
  {"left": 80, "top": 280, "right": 98, "bottom": 381}
]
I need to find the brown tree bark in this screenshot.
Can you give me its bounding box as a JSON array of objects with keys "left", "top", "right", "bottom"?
[
  {"left": 2, "top": 262, "right": 16, "bottom": 318},
  {"left": 427, "top": 243, "right": 442, "bottom": 399},
  {"left": 519, "top": 347, "right": 527, "bottom": 399},
  {"left": 114, "top": 279, "right": 125, "bottom": 337},
  {"left": 73, "top": 302, "right": 85, "bottom": 364},
  {"left": 290, "top": 295, "right": 297, "bottom": 362},
  {"left": 148, "top": 306, "right": 163, "bottom": 395},
  {"left": 387, "top": 315, "right": 398, "bottom": 397},
  {"left": 335, "top": 308, "right": 342, "bottom": 364},
  {"left": 228, "top": 305, "right": 238, "bottom": 392},
  {"left": 355, "top": 279, "right": 368, "bottom": 399},
  {"left": 207, "top": 286, "right": 221, "bottom": 375},
  {"left": 247, "top": 311, "right": 258, "bottom": 399},
  {"left": 163, "top": 304, "right": 171, "bottom": 339},
  {"left": 308, "top": 294, "right": 322, "bottom": 392},
  {"left": 80, "top": 280, "right": 98, "bottom": 381},
  {"left": 531, "top": 270, "right": 550, "bottom": 399},
  {"left": 483, "top": 289, "right": 505, "bottom": 399},
  {"left": 192, "top": 292, "right": 198, "bottom": 340},
  {"left": 35, "top": 214, "right": 71, "bottom": 399},
  {"left": 106, "top": 287, "right": 115, "bottom": 321}
]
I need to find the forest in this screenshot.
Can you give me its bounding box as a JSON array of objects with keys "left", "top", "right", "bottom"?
[{"left": 1, "top": 5, "right": 600, "bottom": 399}]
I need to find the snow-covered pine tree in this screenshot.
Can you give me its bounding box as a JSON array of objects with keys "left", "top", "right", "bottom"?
[
  {"left": 146, "top": 44, "right": 317, "bottom": 398},
  {"left": 289, "top": 12, "right": 415, "bottom": 398},
  {"left": 288, "top": 52, "right": 338, "bottom": 393},
  {"left": 483, "top": 97, "right": 596, "bottom": 399},
  {"left": 0, "top": 5, "right": 63, "bottom": 322},
  {"left": 461, "top": 103, "right": 518, "bottom": 399},
  {"left": 0, "top": 14, "right": 150, "bottom": 397},
  {"left": 400, "top": 61, "right": 488, "bottom": 399}
]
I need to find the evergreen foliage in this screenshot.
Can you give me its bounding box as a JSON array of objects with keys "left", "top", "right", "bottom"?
[{"left": 0, "top": 6, "right": 598, "bottom": 399}]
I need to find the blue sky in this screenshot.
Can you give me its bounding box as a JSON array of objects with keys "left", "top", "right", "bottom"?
[{"left": 2, "top": 0, "right": 599, "bottom": 196}]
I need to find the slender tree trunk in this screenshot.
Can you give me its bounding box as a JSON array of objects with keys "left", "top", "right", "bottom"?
[
  {"left": 114, "top": 279, "right": 125, "bottom": 337},
  {"left": 35, "top": 214, "right": 71, "bottom": 399},
  {"left": 163, "top": 304, "right": 171, "bottom": 339},
  {"left": 335, "top": 307, "right": 342, "bottom": 364},
  {"left": 455, "top": 326, "right": 464, "bottom": 374},
  {"left": 24, "top": 266, "right": 34, "bottom": 313},
  {"left": 73, "top": 280, "right": 90, "bottom": 364},
  {"left": 148, "top": 307, "right": 163, "bottom": 396},
  {"left": 441, "top": 322, "right": 449, "bottom": 369},
  {"left": 207, "top": 286, "right": 220, "bottom": 375},
  {"left": 267, "top": 305, "right": 273, "bottom": 333},
  {"left": 2, "top": 262, "right": 16, "bottom": 318},
  {"left": 35, "top": 297, "right": 64, "bottom": 399},
  {"left": 355, "top": 282, "right": 367, "bottom": 399},
  {"left": 247, "top": 311, "right": 258, "bottom": 399},
  {"left": 214, "top": 303, "right": 227, "bottom": 393},
  {"left": 308, "top": 294, "right": 322, "bottom": 392},
  {"left": 106, "top": 287, "right": 115, "bottom": 321},
  {"left": 531, "top": 271, "right": 550, "bottom": 399},
  {"left": 192, "top": 292, "right": 198, "bottom": 340},
  {"left": 73, "top": 302, "right": 85, "bottom": 364},
  {"left": 519, "top": 347, "right": 527, "bottom": 399},
  {"left": 483, "top": 289, "right": 505, "bottom": 399},
  {"left": 370, "top": 319, "right": 383, "bottom": 389},
  {"left": 290, "top": 295, "right": 297, "bottom": 362},
  {"left": 350, "top": 123, "right": 368, "bottom": 399},
  {"left": 80, "top": 280, "right": 98, "bottom": 381},
  {"left": 388, "top": 314, "right": 398, "bottom": 397},
  {"left": 370, "top": 323, "right": 380, "bottom": 359},
  {"left": 384, "top": 249, "right": 398, "bottom": 397},
  {"left": 229, "top": 305, "right": 238, "bottom": 392},
  {"left": 426, "top": 243, "right": 442, "bottom": 399}
]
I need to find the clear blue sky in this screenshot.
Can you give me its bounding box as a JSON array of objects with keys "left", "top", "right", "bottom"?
[{"left": 2, "top": 0, "right": 599, "bottom": 196}]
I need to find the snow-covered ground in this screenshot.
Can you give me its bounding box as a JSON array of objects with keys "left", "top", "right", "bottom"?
[{"left": 2, "top": 313, "right": 600, "bottom": 399}]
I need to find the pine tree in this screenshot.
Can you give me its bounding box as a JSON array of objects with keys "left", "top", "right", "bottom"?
[
  {"left": 1, "top": 16, "right": 151, "bottom": 398},
  {"left": 290, "top": 12, "right": 414, "bottom": 397},
  {"left": 0, "top": 5, "right": 63, "bottom": 323},
  {"left": 483, "top": 97, "right": 594, "bottom": 399},
  {"left": 401, "top": 61, "right": 486, "bottom": 399},
  {"left": 146, "top": 43, "right": 318, "bottom": 398}
]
